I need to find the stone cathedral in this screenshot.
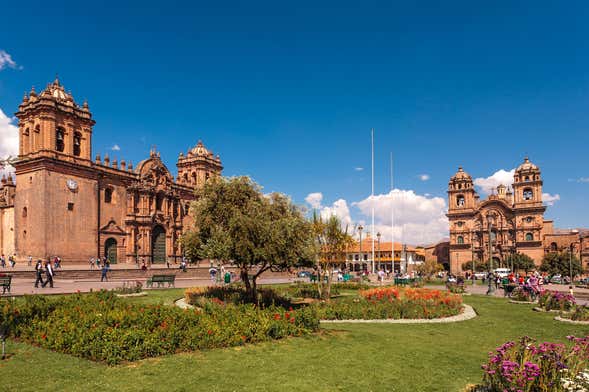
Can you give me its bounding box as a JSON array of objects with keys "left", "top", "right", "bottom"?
[
  {"left": 446, "top": 158, "right": 588, "bottom": 273},
  {"left": 0, "top": 77, "right": 222, "bottom": 264}
]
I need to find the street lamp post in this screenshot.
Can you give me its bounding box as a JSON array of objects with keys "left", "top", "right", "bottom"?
[
  {"left": 487, "top": 214, "right": 495, "bottom": 295},
  {"left": 471, "top": 230, "right": 475, "bottom": 284},
  {"left": 376, "top": 232, "right": 381, "bottom": 271},
  {"left": 358, "top": 225, "right": 364, "bottom": 273}
]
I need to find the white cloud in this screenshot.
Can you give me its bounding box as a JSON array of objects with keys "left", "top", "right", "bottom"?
[
  {"left": 319, "top": 199, "right": 353, "bottom": 229},
  {"left": 353, "top": 189, "right": 449, "bottom": 245},
  {"left": 0, "top": 108, "right": 18, "bottom": 181},
  {"left": 304, "top": 192, "right": 323, "bottom": 209},
  {"left": 542, "top": 193, "right": 560, "bottom": 206},
  {"left": 574, "top": 178, "right": 589, "bottom": 183},
  {"left": 0, "top": 50, "right": 20, "bottom": 71},
  {"left": 419, "top": 174, "right": 430, "bottom": 181},
  {"left": 473, "top": 169, "right": 515, "bottom": 194},
  {"left": 111, "top": 144, "right": 121, "bottom": 151},
  {"left": 0, "top": 108, "right": 18, "bottom": 159},
  {"left": 354, "top": 167, "right": 364, "bottom": 171}
]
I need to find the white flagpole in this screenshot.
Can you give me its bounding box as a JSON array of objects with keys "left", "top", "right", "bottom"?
[
  {"left": 390, "top": 152, "right": 394, "bottom": 273},
  {"left": 371, "top": 128, "right": 375, "bottom": 274}
]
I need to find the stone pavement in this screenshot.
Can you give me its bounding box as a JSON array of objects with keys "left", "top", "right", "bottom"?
[{"left": 2, "top": 277, "right": 292, "bottom": 296}]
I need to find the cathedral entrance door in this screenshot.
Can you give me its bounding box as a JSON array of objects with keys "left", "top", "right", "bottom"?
[
  {"left": 105, "top": 238, "right": 118, "bottom": 264},
  {"left": 152, "top": 226, "right": 166, "bottom": 264}
]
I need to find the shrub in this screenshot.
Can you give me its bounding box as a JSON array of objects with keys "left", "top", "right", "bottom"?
[
  {"left": 446, "top": 282, "right": 466, "bottom": 294},
  {"left": 314, "top": 287, "right": 462, "bottom": 320},
  {"left": 185, "top": 286, "right": 293, "bottom": 308},
  {"left": 478, "top": 336, "right": 589, "bottom": 392},
  {"left": 538, "top": 290, "right": 575, "bottom": 311},
  {"left": 568, "top": 306, "right": 589, "bottom": 322},
  {"left": 115, "top": 280, "right": 143, "bottom": 294},
  {"left": 1, "top": 291, "right": 319, "bottom": 365},
  {"left": 509, "top": 286, "right": 534, "bottom": 302}
]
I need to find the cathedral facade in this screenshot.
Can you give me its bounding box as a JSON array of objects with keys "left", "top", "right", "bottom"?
[
  {"left": 0, "top": 78, "right": 222, "bottom": 264},
  {"left": 447, "top": 158, "right": 589, "bottom": 274}
]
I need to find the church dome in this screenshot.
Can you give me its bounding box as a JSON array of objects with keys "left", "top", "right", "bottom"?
[
  {"left": 451, "top": 167, "right": 472, "bottom": 181},
  {"left": 189, "top": 140, "right": 210, "bottom": 156},
  {"left": 516, "top": 157, "right": 539, "bottom": 172}
]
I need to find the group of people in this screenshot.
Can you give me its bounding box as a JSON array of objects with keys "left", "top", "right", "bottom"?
[
  {"left": 89, "top": 257, "right": 111, "bottom": 281},
  {"left": 34, "top": 259, "right": 55, "bottom": 288},
  {"left": 0, "top": 253, "right": 17, "bottom": 268}
]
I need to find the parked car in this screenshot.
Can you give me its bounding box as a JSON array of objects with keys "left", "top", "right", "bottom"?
[
  {"left": 550, "top": 275, "right": 562, "bottom": 284},
  {"left": 297, "top": 271, "right": 312, "bottom": 278},
  {"left": 494, "top": 268, "right": 511, "bottom": 278},
  {"left": 473, "top": 272, "right": 487, "bottom": 280}
]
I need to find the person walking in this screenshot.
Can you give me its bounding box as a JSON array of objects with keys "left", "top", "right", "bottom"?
[
  {"left": 27, "top": 255, "right": 33, "bottom": 267},
  {"left": 9, "top": 254, "right": 15, "bottom": 268},
  {"left": 42, "top": 260, "right": 54, "bottom": 288},
  {"left": 89, "top": 257, "right": 95, "bottom": 270},
  {"left": 101, "top": 261, "right": 110, "bottom": 282},
  {"left": 34, "top": 260, "right": 44, "bottom": 288}
]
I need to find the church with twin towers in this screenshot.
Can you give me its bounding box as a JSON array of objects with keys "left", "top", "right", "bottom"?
[{"left": 0, "top": 77, "right": 222, "bottom": 264}]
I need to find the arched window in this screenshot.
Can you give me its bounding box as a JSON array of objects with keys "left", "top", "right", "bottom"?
[
  {"left": 73, "top": 132, "right": 82, "bottom": 156},
  {"left": 490, "top": 231, "right": 497, "bottom": 242},
  {"left": 524, "top": 176, "right": 530, "bottom": 182},
  {"left": 24, "top": 127, "right": 29, "bottom": 136},
  {"left": 550, "top": 242, "right": 558, "bottom": 252},
  {"left": 205, "top": 172, "right": 210, "bottom": 180},
  {"left": 156, "top": 194, "right": 163, "bottom": 211},
  {"left": 456, "top": 195, "right": 465, "bottom": 207},
  {"left": 525, "top": 232, "right": 534, "bottom": 241},
  {"left": 104, "top": 188, "right": 113, "bottom": 204},
  {"left": 191, "top": 172, "right": 197, "bottom": 185},
  {"left": 457, "top": 236, "right": 464, "bottom": 244},
  {"left": 55, "top": 128, "right": 65, "bottom": 152},
  {"left": 22, "top": 207, "right": 27, "bottom": 218},
  {"left": 523, "top": 188, "right": 533, "bottom": 200},
  {"left": 183, "top": 173, "right": 188, "bottom": 183}
]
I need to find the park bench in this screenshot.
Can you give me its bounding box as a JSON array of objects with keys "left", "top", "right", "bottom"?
[
  {"left": 394, "top": 278, "right": 409, "bottom": 286},
  {"left": 146, "top": 274, "right": 176, "bottom": 288},
  {"left": 0, "top": 275, "right": 12, "bottom": 294}
]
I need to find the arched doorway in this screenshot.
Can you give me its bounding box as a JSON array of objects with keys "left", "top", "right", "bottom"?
[
  {"left": 105, "top": 238, "right": 118, "bottom": 264},
  {"left": 152, "top": 225, "right": 166, "bottom": 264}
]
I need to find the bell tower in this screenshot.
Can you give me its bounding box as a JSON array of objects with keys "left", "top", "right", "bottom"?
[
  {"left": 513, "top": 157, "right": 543, "bottom": 207},
  {"left": 176, "top": 140, "right": 223, "bottom": 188},
  {"left": 447, "top": 167, "right": 476, "bottom": 212},
  {"left": 15, "top": 77, "right": 95, "bottom": 165}
]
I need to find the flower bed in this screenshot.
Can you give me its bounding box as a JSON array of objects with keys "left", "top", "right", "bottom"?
[
  {"left": 538, "top": 290, "right": 575, "bottom": 312},
  {"left": 0, "top": 291, "right": 319, "bottom": 365},
  {"left": 509, "top": 286, "right": 535, "bottom": 302},
  {"left": 185, "top": 285, "right": 294, "bottom": 308},
  {"left": 314, "top": 287, "right": 463, "bottom": 320},
  {"left": 446, "top": 282, "right": 466, "bottom": 294},
  {"left": 473, "top": 336, "right": 589, "bottom": 392}
]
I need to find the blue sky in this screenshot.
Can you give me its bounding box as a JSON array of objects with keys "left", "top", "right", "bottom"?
[{"left": 1, "top": 0, "right": 588, "bottom": 243}]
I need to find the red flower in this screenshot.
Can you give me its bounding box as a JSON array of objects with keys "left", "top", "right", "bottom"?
[
  {"left": 274, "top": 313, "right": 281, "bottom": 320},
  {"left": 285, "top": 312, "right": 290, "bottom": 319},
  {"left": 41, "top": 334, "right": 47, "bottom": 340},
  {"left": 289, "top": 317, "right": 295, "bottom": 324},
  {"left": 207, "top": 329, "right": 213, "bottom": 335}
]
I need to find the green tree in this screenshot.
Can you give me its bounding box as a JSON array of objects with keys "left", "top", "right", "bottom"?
[
  {"left": 185, "top": 176, "right": 315, "bottom": 302},
  {"left": 539, "top": 252, "right": 582, "bottom": 278},
  {"left": 417, "top": 258, "right": 443, "bottom": 279},
  {"left": 312, "top": 213, "right": 353, "bottom": 300},
  {"left": 509, "top": 253, "right": 536, "bottom": 273},
  {"left": 461, "top": 260, "right": 488, "bottom": 272}
]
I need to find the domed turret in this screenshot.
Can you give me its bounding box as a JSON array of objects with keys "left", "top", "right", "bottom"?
[
  {"left": 451, "top": 167, "right": 472, "bottom": 181},
  {"left": 516, "top": 157, "right": 539, "bottom": 173}
]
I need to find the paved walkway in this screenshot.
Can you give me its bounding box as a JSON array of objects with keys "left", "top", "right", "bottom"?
[{"left": 1, "top": 276, "right": 291, "bottom": 297}]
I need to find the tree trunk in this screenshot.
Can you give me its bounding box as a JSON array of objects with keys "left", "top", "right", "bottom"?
[
  {"left": 325, "top": 266, "right": 332, "bottom": 302},
  {"left": 241, "top": 268, "right": 252, "bottom": 300},
  {"left": 251, "top": 277, "right": 258, "bottom": 306}
]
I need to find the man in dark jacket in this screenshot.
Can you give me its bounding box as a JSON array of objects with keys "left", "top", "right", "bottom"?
[
  {"left": 42, "top": 260, "right": 54, "bottom": 288},
  {"left": 34, "top": 260, "right": 44, "bottom": 288}
]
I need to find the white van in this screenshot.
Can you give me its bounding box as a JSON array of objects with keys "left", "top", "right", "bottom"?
[{"left": 494, "top": 268, "right": 511, "bottom": 278}]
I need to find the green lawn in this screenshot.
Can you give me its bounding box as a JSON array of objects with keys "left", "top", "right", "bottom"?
[{"left": 2, "top": 292, "right": 589, "bottom": 392}]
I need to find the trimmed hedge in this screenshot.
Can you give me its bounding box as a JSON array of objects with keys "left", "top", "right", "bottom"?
[{"left": 0, "top": 291, "right": 319, "bottom": 365}]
